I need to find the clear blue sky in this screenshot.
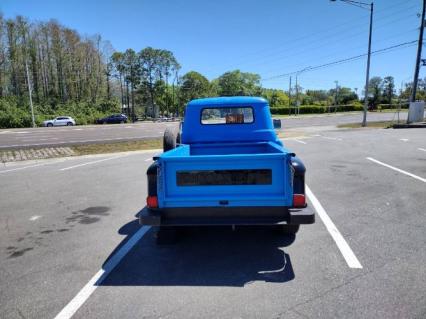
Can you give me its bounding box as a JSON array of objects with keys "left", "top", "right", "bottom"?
[{"left": 1, "top": 0, "right": 423, "bottom": 93}]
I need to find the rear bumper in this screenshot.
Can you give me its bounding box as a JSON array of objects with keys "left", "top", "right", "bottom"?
[{"left": 139, "top": 206, "right": 314, "bottom": 226}]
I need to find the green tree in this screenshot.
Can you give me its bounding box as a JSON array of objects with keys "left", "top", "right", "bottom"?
[
  {"left": 367, "top": 76, "right": 383, "bottom": 108},
  {"left": 217, "top": 70, "right": 262, "bottom": 96},
  {"left": 179, "top": 71, "right": 211, "bottom": 106},
  {"left": 383, "top": 76, "right": 395, "bottom": 104},
  {"left": 262, "top": 88, "right": 289, "bottom": 107}
]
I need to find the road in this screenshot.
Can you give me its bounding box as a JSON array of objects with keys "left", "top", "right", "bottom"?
[
  {"left": 0, "top": 121, "right": 425, "bottom": 318},
  {"left": 0, "top": 122, "right": 178, "bottom": 149},
  {"left": 0, "top": 111, "right": 416, "bottom": 149}
]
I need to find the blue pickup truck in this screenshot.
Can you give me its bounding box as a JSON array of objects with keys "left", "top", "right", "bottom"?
[{"left": 140, "top": 96, "right": 314, "bottom": 239}]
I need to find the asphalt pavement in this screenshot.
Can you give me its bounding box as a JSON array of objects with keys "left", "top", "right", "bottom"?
[
  {"left": 0, "top": 120, "right": 425, "bottom": 318},
  {"left": 0, "top": 122, "right": 178, "bottom": 149}
]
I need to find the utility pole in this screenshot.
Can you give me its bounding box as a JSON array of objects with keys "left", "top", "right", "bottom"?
[
  {"left": 334, "top": 80, "right": 339, "bottom": 113},
  {"left": 362, "top": 2, "right": 374, "bottom": 126},
  {"left": 24, "top": 60, "right": 35, "bottom": 128},
  {"left": 410, "top": 0, "right": 426, "bottom": 103},
  {"left": 22, "top": 30, "right": 36, "bottom": 128},
  {"left": 288, "top": 76, "right": 292, "bottom": 113},
  {"left": 331, "top": 1, "right": 373, "bottom": 126},
  {"left": 295, "top": 75, "right": 299, "bottom": 115}
]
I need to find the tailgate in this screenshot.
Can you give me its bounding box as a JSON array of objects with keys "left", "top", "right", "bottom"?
[{"left": 157, "top": 152, "right": 293, "bottom": 208}]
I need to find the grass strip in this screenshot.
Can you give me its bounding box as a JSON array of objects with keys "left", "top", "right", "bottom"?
[{"left": 71, "top": 139, "right": 162, "bottom": 155}]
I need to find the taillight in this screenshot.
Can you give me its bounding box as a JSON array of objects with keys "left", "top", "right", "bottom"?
[
  {"left": 293, "top": 194, "right": 305, "bottom": 208},
  {"left": 146, "top": 196, "right": 158, "bottom": 208}
]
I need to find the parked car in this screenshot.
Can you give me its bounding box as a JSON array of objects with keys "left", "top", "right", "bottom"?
[
  {"left": 43, "top": 116, "right": 76, "bottom": 127},
  {"left": 96, "top": 114, "right": 128, "bottom": 124},
  {"left": 140, "top": 96, "right": 314, "bottom": 243}
]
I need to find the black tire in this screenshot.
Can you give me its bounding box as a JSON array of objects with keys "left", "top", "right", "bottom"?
[
  {"left": 103, "top": 121, "right": 107, "bottom": 125},
  {"left": 279, "top": 224, "right": 300, "bottom": 235},
  {"left": 47, "top": 123, "right": 53, "bottom": 127},
  {"left": 120, "top": 120, "right": 124, "bottom": 124},
  {"left": 163, "top": 128, "right": 177, "bottom": 152},
  {"left": 67, "top": 122, "right": 73, "bottom": 126}
]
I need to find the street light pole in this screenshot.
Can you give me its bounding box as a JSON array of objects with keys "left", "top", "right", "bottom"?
[{"left": 330, "top": 0, "right": 373, "bottom": 127}]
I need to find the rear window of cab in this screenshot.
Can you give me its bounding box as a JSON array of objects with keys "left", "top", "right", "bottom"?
[{"left": 201, "top": 107, "right": 254, "bottom": 125}]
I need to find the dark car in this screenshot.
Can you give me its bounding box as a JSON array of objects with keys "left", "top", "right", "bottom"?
[{"left": 96, "top": 114, "right": 128, "bottom": 124}]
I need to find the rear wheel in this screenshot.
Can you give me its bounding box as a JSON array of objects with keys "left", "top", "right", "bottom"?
[
  {"left": 67, "top": 122, "right": 73, "bottom": 126},
  {"left": 163, "top": 128, "right": 177, "bottom": 152},
  {"left": 47, "top": 123, "right": 53, "bottom": 127}
]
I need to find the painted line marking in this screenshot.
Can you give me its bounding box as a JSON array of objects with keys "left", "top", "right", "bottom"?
[
  {"left": 399, "top": 138, "right": 409, "bottom": 142},
  {"left": 293, "top": 139, "right": 307, "bottom": 144},
  {"left": 144, "top": 157, "right": 153, "bottom": 162},
  {"left": 29, "top": 215, "right": 41, "bottom": 221},
  {"left": 320, "top": 136, "right": 343, "bottom": 141},
  {"left": 366, "top": 157, "right": 426, "bottom": 183},
  {"left": 0, "top": 163, "right": 46, "bottom": 174},
  {"left": 60, "top": 155, "right": 128, "bottom": 171},
  {"left": 418, "top": 148, "right": 426, "bottom": 152},
  {"left": 54, "top": 226, "right": 151, "bottom": 319},
  {"left": 22, "top": 138, "right": 59, "bottom": 141},
  {"left": 306, "top": 185, "right": 363, "bottom": 269}
]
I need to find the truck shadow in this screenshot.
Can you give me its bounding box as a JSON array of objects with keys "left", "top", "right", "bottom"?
[{"left": 98, "top": 218, "right": 296, "bottom": 287}]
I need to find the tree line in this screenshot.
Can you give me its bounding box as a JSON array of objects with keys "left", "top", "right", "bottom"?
[{"left": 0, "top": 14, "right": 422, "bottom": 128}]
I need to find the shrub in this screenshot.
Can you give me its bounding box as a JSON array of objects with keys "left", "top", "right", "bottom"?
[{"left": 0, "top": 98, "right": 121, "bottom": 128}]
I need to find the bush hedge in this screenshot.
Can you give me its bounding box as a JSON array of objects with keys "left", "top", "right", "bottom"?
[
  {"left": 0, "top": 97, "right": 121, "bottom": 128},
  {"left": 270, "top": 104, "right": 364, "bottom": 115}
]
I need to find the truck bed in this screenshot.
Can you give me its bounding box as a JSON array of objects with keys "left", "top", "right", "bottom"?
[{"left": 157, "top": 142, "right": 294, "bottom": 208}]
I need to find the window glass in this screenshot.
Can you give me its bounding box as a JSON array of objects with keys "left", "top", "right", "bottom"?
[{"left": 201, "top": 107, "right": 254, "bottom": 124}]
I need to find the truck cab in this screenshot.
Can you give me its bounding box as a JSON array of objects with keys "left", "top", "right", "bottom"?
[{"left": 140, "top": 97, "right": 314, "bottom": 235}]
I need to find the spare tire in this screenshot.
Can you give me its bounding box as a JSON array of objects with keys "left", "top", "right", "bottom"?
[{"left": 163, "top": 128, "right": 177, "bottom": 152}]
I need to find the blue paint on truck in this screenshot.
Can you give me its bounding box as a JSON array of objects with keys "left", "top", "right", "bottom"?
[{"left": 140, "top": 96, "right": 314, "bottom": 230}]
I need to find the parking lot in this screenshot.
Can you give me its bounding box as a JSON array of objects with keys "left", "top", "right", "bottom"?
[{"left": 0, "top": 118, "right": 425, "bottom": 318}]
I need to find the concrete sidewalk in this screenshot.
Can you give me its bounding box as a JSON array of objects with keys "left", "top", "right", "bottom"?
[{"left": 0, "top": 147, "right": 75, "bottom": 162}]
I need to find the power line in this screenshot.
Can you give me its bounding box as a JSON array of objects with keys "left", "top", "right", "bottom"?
[
  {"left": 205, "top": 7, "right": 419, "bottom": 76},
  {"left": 260, "top": 27, "right": 418, "bottom": 78},
  {"left": 262, "top": 40, "right": 418, "bottom": 81},
  {"left": 201, "top": 0, "right": 419, "bottom": 74}
]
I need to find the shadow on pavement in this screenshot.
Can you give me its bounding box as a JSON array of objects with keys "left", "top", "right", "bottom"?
[{"left": 99, "top": 219, "right": 296, "bottom": 287}]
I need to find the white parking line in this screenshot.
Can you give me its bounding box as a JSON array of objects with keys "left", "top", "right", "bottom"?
[
  {"left": 59, "top": 155, "right": 128, "bottom": 171},
  {"left": 54, "top": 226, "right": 151, "bottom": 319},
  {"left": 144, "top": 157, "right": 153, "bottom": 162},
  {"left": 320, "top": 136, "right": 343, "bottom": 141},
  {"left": 399, "top": 138, "right": 409, "bottom": 142},
  {"left": 418, "top": 148, "right": 426, "bottom": 152},
  {"left": 0, "top": 163, "right": 46, "bottom": 174},
  {"left": 366, "top": 157, "right": 426, "bottom": 183},
  {"left": 293, "top": 139, "right": 307, "bottom": 144},
  {"left": 29, "top": 215, "right": 41, "bottom": 221},
  {"left": 306, "top": 185, "right": 363, "bottom": 269}
]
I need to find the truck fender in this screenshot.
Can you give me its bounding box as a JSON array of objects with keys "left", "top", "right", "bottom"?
[
  {"left": 147, "top": 161, "right": 159, "bottom": 197},
  {"left": 290, "top": 156, "right": 306, "bottom": 195}
]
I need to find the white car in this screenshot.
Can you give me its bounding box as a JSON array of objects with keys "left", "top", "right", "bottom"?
[{"left": 43, "top": 116, "right": 76, "bottom": 127}]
